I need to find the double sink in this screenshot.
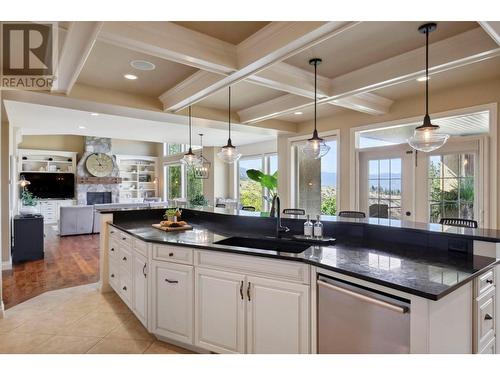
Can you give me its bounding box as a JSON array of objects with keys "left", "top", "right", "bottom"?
[{"left": 214, "top": 236, "right": 311, "bottom": 254}]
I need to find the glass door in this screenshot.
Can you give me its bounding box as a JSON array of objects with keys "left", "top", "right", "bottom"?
[{"left": 358, "top": 145, "right": 414, "bottom": 220}]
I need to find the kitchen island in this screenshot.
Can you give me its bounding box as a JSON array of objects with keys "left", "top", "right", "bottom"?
[{"left": 97, "top": 207, "right": 500, "bottom": 354}]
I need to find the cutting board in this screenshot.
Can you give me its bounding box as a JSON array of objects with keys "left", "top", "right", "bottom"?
[{"left": 152, "top": 223, "right": 193, "bottom": 232}]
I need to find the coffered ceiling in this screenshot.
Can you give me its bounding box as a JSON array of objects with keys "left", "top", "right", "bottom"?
[{"left": 6, "top": 20, "right": 500, "bottom": 145}]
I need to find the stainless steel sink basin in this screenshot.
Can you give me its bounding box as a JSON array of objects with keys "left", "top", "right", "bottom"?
[{"left": 214, "top": 236, "right": 311, "bottom": 253}]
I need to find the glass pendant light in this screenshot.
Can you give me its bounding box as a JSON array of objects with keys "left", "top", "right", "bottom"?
[
  {"left": 194, "top": 133, "right": 211, "bottom": 179},
  {"left": 181, "top": 106, "right": 201, "bottom": 166},
  {"left": 217, "top": 86, "right": 241, "bottom": 164},
  {"left": 408, "top": 23, "right": 449, "bottom": 152},
  {"left": 302, "top": 58, "right": 330, "bottom": 159}
]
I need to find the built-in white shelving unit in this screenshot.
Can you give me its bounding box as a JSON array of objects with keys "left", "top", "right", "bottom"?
[{"left": 116, "top": 154, "right": 159, "bottom": 202}]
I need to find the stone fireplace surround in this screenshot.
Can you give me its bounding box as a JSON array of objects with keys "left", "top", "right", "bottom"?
[{"left": 76, "top": 137, "right": 120, "bottom": 205}]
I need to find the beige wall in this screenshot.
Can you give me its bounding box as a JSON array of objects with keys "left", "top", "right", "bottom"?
[
  {"left": 19, "top": 135, "right": 85, "bottom": 158},
  {"left": 277, "top": 77, "right": 500, "bottom": 228},
  {"left": 111, "top": 138, "right": 159, "bottom": 157}
]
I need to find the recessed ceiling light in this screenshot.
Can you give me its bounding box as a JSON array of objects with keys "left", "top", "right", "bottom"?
[
  {"left": 130, "top": 60, "right": 156, "bottom": 71},
  {"left": 294, "top": 111, "right": 303, "bottom": 115},
  {"left": 90, "top": 112, "right": 99, "bottom": 116},
  {"left": 124, "top": 74, "right": 138, "bottom": 80},
  {"left": 417, "top": 76, "right": 430, "bottom": 82},
  {"left": 78, "top": 125, "right": 86, "bottom": 129}
]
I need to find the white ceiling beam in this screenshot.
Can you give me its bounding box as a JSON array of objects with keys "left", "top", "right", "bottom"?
[
  {"left": 52, "top": 21, "right": 103, "bottom": 94},
  {"left": 163, "top": 21, "right": 358, "bottom": 112},
  {"left": 237, "top": 91, "right": 394, "bottom": 123},
  {"left": 242, "top": 27, "right": 500, "bottom": 123},
  {"left": 330, "top": 93, "right": 394, "bottom": 115},
  {"left": 479, "top": 21, "right": 500, "bottom": 46},
  {"left": 98, "top": 22, "right": 238, "bottom": 74}
]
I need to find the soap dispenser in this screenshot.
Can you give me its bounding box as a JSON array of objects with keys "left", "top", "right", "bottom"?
[
  {"left": 304, "top": 214, "right": 313, "bottom": 238},
  {"left": 313, "top": 215, "right": 323, "bottom": 238}
]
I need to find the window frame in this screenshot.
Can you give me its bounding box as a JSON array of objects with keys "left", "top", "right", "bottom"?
[{"left": 237, "top": 152, "right": 278, "bottom": 211}]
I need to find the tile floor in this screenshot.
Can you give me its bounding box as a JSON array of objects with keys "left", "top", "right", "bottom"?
[{"left": 0, "top": 283, "right": 195, "bottom": 354}]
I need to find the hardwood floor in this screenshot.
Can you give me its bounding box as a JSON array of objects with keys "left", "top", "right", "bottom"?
[{"left": 2, "top": 225, "right": 100, "bottom": 309}]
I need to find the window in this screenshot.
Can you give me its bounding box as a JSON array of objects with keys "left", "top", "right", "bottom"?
[
  {"left": 368, "top": 158, "right": 402, "bottom": 219},
  {"left": 239, "top": 157, "right": 264, "bottom": 211},
  {"left": 238, "top": 153, "right": 278, "bottom": 212},
  {"left": 186, "top": 167, "right": 203, "bottom": 203},
  {"left": 293, "top": 137, "right": 337, "bottom": 216},
  {"left": 165, "top": 164, "right": 183, "bottom": 199},
  {"left": 428, "top": 153, "right": 475, "bottom": 223}
]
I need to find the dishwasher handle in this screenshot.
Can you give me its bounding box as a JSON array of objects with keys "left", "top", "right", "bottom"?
[{"left": 317, "top": 280, "right": 409, "bottom": 314}]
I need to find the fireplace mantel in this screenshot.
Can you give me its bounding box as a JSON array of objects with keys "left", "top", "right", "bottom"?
[{"left": 77, "top": 176, "right": 122, "bottom": 185}]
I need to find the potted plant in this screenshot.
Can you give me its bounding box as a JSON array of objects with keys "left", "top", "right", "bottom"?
[
  {"left": 190, "top": 194, "right": 208, "bottom": 207},
  {"left": 164, "top": 208, "right": 181, "bottom": 222},
  {"left": 246, "top": 169, "right": 278, "bottom": 216},
  {"left": 20, "top": 190, "right": 39, "bottom": 216}
]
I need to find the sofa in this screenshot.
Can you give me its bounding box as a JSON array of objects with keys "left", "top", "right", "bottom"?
[
  {"left": 59, "top": 202, "right": 169, "bottom": 236},
  {"left": 59, "top": 206, "right": 95, "bottom": 236}
]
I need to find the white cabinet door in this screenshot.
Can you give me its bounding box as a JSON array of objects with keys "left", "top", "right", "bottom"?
[
  {"left": 152, "top": 261, "right": 194, "bottom": 344},
  {"left": 132, "top": 253, "right": 148, "bottom": 326},
  {"left": 195, "top": 268, "right": 245, "bottom": 353},
  {"left": 246, "top": 276, "right": 310, "bottom": 354}
]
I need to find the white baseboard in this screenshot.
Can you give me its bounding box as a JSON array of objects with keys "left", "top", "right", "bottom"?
[{"left": 2, "top": 260, "right": 12, "bottom": 270}]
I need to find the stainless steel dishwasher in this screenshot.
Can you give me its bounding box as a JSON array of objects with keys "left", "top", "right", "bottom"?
[{"left": 318, "top": 275, "right": 411, "bottom": 354}]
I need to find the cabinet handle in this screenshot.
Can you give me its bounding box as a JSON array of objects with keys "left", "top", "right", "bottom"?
[
  {"left": 122, "top": 237, "right": 127, "bottom": 241},
  {"left": 110, "top": 273, "right": 115, "bottom": 278},
  {"left": 122, "top": 256, "right": 127, "bottom": 261},
  {"left": 165, "top": 278, "right": 178, "bottom": 284},
  {"left": 486, "top": 279, "right": 493, "bottom": 284},
  {"left": 110, "top": 248, "right": 114, "bottom": 252},
  {"left": 485, "top": 313, "right": 493, "bottom": 321},
  {"left": 168, "top": 252, "right": 174, "bottom": 257},
  {"left": 143, "top": 263, "right": 147, "bottom": 278},
  {"left": 247, "top": 282, "right": 251, "bottom": 302},
  {"left": 122, "top": 286, "right": 127, "bottom": 291},
  {"left": 239, "top": 281, "right": 244, "bottom": 300},
  {"left": 110, "top": 230, "right": 115, "bottom": 234}
]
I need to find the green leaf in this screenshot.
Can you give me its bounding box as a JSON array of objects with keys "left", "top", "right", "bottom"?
[
  {"left": 246, "top": 169, "right": 264, "bottom": 182},
  {"left": 260, "top": 174, "right": 278, "bottom": 191}
]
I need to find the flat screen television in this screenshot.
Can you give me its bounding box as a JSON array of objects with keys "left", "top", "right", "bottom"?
[{"left": 20, "top": 172, "right": 75, "bottom": 199}]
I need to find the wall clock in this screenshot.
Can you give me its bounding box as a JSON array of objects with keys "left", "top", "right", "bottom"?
[{"left": 86, "top": 153, "right": 114, "bottom": 177}]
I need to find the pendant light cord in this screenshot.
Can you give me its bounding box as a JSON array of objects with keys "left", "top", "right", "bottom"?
[
  {"left": 425, "top": 27, "right": 429, "bottom": 117},
  {"left": 314, "top": 62, "right": 317, "bottom": 132},
  {"left": 228, "top": 86, "right": 232, "bottom": 142},
  {"left": 188, "top": 106, "right": 192, "bottom": 150}
]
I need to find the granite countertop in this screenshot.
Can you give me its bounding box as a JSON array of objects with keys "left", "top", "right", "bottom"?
[
  {"left": 98, "top": 205, "right": 500, "bottom": 242},
  {"left": 110, "top": 219, "right": 499, "bottom": 301}
]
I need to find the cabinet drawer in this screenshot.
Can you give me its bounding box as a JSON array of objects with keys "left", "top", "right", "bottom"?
[
  {"left": 109, "top": 259, "right": 119, "bottom": 290},
  {"left": 195, "top": 250, "right": 310, "bottom": 285},
  {"left": 134, "top": 239, "right": 148, "bottom": 257},
  {"left": 476, "top": 269, "right": 495, "bottom": 297},
  {"left": 119, "top": 246, "right": 133, "bottom": 275},
  {"left": 479, "top": 337, "right": 495, "bottom": 354},
  {"left": 476, "top": 288, "right": 495, "bottom": 350},
  {"left": 153, "top": 245, "right": 193, "bottom": 265},
  {"left": 110, "top": 228, "right": 133, "bottom": 248},
  {"left": 119, "top": 275, "right": 133, "bottom": 306}
]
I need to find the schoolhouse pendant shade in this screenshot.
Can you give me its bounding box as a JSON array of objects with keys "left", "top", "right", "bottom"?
[
  {"left": 217, "top": 86, "right": 241, "bottom": 164},
  {"left": 302, "top": 58, "right": 330, "bottom": 159},
  {"left": 182, "top": 106, "right": 201, "bottom": 167},
  {"left": 407, "top": 23, "right": 449, "bottom": 152}
]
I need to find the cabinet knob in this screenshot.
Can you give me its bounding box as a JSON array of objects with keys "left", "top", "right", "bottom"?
[
  {"left": 110, "top": 231, "right": 115, "bottom": 234},
  {"left": 122, "top": 237, "right": 127, "bottom": 241},
  {"left": 165, "top": 278, "right": 178, "bottom": 284},
  {"left": 486, "top": 279, "right": 493, "bottom": 284},
  {"left": 110, "top": 274, "right": 115, "bottom": 278},
  {"left": 122, "top": 286, "right": 127, "bottom": 291},
  {"left": 485, "top": 313, "right": 493, "bottom": 321},
  {"left": 110, "top": 248, "right": 114, "bottom": 252},
  {"left": 122, "top": 256, "right": 127, "bottom": 261},
  {"left": 168, "top": 252, "right": 174, "bottom": 257}
]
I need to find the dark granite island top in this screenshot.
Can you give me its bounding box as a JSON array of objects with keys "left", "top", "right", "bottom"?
[{"left": 108, "top": 212, "right": 500, "bottom": 301}]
